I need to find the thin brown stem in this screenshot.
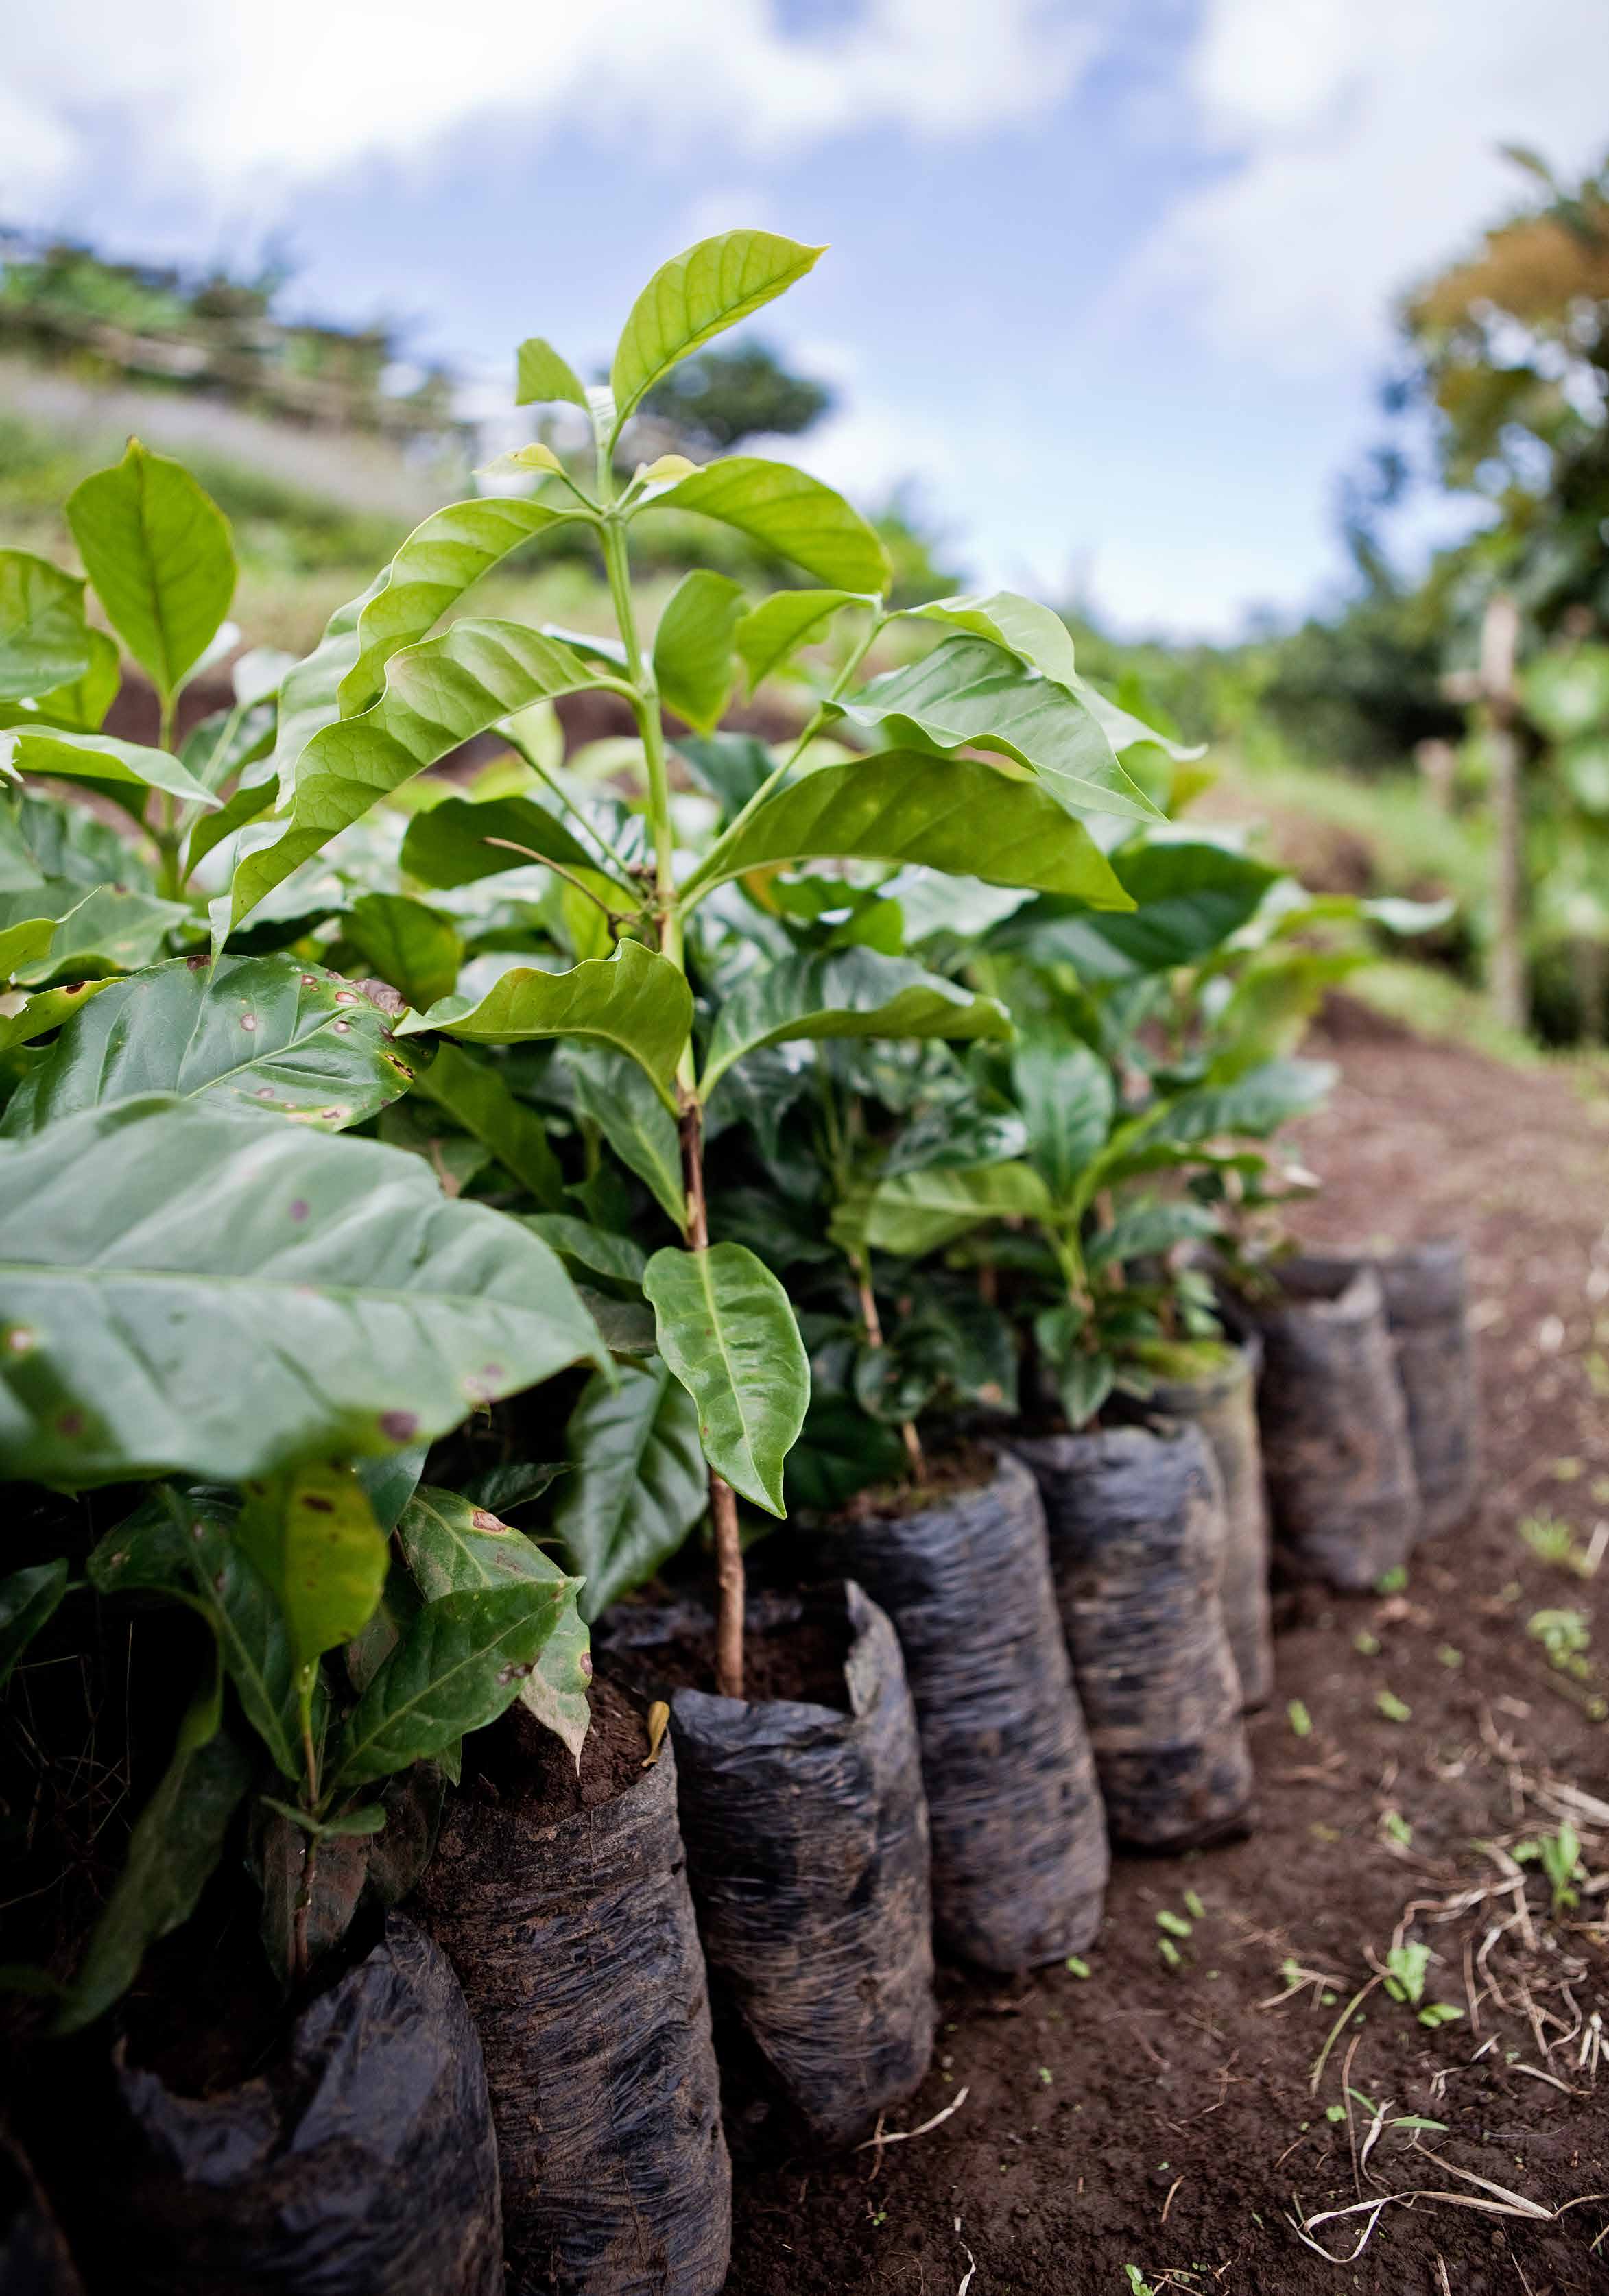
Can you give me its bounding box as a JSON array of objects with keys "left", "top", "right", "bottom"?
[
  {"left": 479, "top": 837, "right": 640, "bottom": 923},
  {"left": 680, "top": 1095, "right": 744, "bottom": 1699},
  {"left": 855, "top": 1254, "right": 925, "bottom": 1484}
]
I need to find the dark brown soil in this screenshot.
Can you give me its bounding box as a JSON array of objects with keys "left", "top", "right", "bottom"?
[
  {"left": 844, "top": 1440, "right": 1001, "bottom": 1522},
  {"left": 725, "top": 1005, "right": 1609, "bottom": 2295},
  {"left": 610, "top": 1597, "right": 855, "bottom": 1712},
  {"left": 473, "top": 1675, "right": 648, "bottom": 1824}
]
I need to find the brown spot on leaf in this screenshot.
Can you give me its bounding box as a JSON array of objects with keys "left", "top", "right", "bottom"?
[
  {"left": 379, "top": 1409, "right": 418, "bottom": 1442},
  {"left": 331, "top": 1020, "right": 351, "bottom": 1036},
  {"left": 301, "top": 1494, "right": 335, "bottom": 1514},
  {"left": 186, "top": 954, "right": 211, "bottom": 972},
  {"left": 288, "top": 1199, "right": 309, "bottom": 1221},
  {"left": 57, "top": 1411, "right": 84, "bottom": 1438},
  {"left": 580, "top": 1651, "right": 593, "bottom": 1678},
  {"left": 470, "top": 1509, "right": 510, "bottom": 1533},
  {"left": 240, "top": 1014, "right": 258, "bottom": 1032}
]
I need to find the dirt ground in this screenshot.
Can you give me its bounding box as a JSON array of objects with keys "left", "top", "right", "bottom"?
[{"left": 726, "top": 1001, "right": 1609, "bottom": 2296}]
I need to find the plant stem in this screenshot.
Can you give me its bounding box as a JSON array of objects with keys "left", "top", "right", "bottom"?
[
  {"left": 153, "top": 689, "right": 182, "bottom": 899},
  {"left": 499, "top": 726, "right": 641, "bottom": 881},
  {"left": 479, "top": 837, "right": 643, "bottom": 924},
  {"left": 853, "top": 1252, "right": 925, "bottom": 1483},
  {"left": 291, "top": 1684, "right": 320, "bottom": 1986},
  {"left": 680, "top": 1094, "right": 746, "bottom": 1699}
]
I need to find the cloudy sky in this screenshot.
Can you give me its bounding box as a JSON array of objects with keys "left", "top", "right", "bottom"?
[{"left": 5, "top": 0, "right": 1606, "bottom": 634}]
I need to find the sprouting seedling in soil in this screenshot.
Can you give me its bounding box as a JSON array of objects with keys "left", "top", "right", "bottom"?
[
  {"left": 1157, "top": 1909, "right": 1193, "bottom": 1939},
  {"left": 1158, "top": 1936, "right": 1183, "bottom": 1970},
  {"left": 1374, "top": 1564, "right": 1409, "bottom": 1595},
  {"left": 1534, "top": 1821, "right": 1583, "bottom": 1914},
  {"left": 1521, "top": 1512, "right": 1599, "bottom": 1577},
  {"left": 1379, "top": 1809, "right": 1413, "bottom": 1848},
  {"left": 1065, "top": 1955, "right": 1092, "bottom": 1978},
  {"left": 1437, "top": 1644, "right": 1463, "bottom": 1668},
  {"left": 1183, "top": 1888, "right": 1205, "bottom": 1920},
  {"left": 1527, "top": 1607, "right": 1593, "bottom": 1678},
  {"left": 1287, "top": 1699, "right": 1312, "bottom": 1738},
  {"left": 1353, "top": 1629, "right": 1381, "bottom": 1656},
  {"left": 1124, "top": 2269, "right": 1158, "bottom": 2295},
  {"left": 1374, "top": 1688, "right": 1411, "bottom": 1723},
  {"left": 1381, "top": 1941, "right": 1462, "bottom": 2029}
]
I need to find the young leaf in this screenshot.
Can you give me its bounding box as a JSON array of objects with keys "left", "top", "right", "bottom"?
[
  {"left": 0, "top": 1095, "right": 606, "bottom": 1487},
  {"left": 398, "top": 789, "right": 617, "bottom": 892},
  {"left": 0, "top": 1559, "right": 70, "bottom": 1688},
  {"left": 0, "top": 728, "right": 221, "bottom": 809},
  {"left": 237, "top": 1461, "right": 390, "bottom": 1674},
  {"left": 396, "top": 941, "right": 693, "bottom": 1107},
  {"left": 552, "top": 1361, "right": 706, "bottom": 1621},
  {"left": 863, "top": 1161, "right": 1053, "bottom": 1256},
  {"left": 0, "top": 956, "right": 417, "bottom": 1136},
  {"left": 682, "top": 752, "right": 1134, "bottom": 907},
  {"left": 409, "top": 1040, "right": 566, "bottom": 1207},
  {"left": 901, "top": 590, "right": 1078, "bottom": 687},
  {"left": 342, "top": 892, "right": 463, "bottom": 1014},
  {"left": 610, "top": 230, "right": 824, "bottom": 429},
  {"left": 735, "top": 589, "right": 861, "bottom": 692},
  {"left": 565, "top": 1043, "right": 687, "bottom": 1226},
  {"left": 516, "top": 337, "right": 590, "bottom": 409},
  {"left": 0, "top": 549, "right": 91, "bottom": 701},
  {"left": 228, "top": 621, "right": 610, "bottom": 932},
  {"left": 65, "top": 442, "right": 235, "bottom": 699},
  {"left": 642, "top": 1242, "right": 809, "bottom": 1515},
  {"left": 330, "top": 1579, "right": 580, "bottom": 1790},
  {"left": 55, "top": 1664, "right": 254, "bottom": 2033},
  {"left": 648, "top": 459, "right": 891, "bottom": 593},
  {"left": 835, "top": 637, "right": 1158, "bottom": 824},
  {"left": 1012, "top": 1036, "right": 1113, "bottom": 1200},
  {"left": 701, "top": 948, "right": 1011, "bottom": 1096},
  {"left": 339, "top": 497, "right": 581, "bottom": 717},
  {"left": 652, "top": 571, "right": 745, "bottom": 733}
]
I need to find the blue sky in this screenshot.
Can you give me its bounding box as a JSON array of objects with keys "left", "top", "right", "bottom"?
[{"left": 5, "top": 1, "right": 1606, "bottom": 635}]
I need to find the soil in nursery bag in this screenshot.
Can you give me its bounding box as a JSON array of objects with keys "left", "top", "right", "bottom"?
[
  {"left": 1233, "top": 1260, "right": 1420, "bottom": 1589},
  {"left": 1130, "top": 1337, "right": 1274, "bottom": 1709},
  {"left": 600, "top": 1582, "right": 935, "bottom": 2149},
  {"left": 1296, "top": 1238, "right": 1479, "bottom": 1540},
  {"left": 841, "top": 1448, "right": 1110, "bottom": 1974},
  {"left": 49, "top": 1909, "right": 503, "bottom": 2296},
  {"left": 1014, "top": 1422, "right": 1254, "bottom": 1852},
  {"left": 417, "top": 1677, "right": 731, "bottom": 2296}
]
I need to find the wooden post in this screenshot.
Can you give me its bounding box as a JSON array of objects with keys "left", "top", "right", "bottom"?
[{"left": 1479, "top": 596, "right": 1527, "bottom": 1035}]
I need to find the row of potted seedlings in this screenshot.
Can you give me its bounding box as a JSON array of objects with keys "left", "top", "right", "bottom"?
[{"left": 0, "top": 228, "right": 1474, "bottom": 2295}]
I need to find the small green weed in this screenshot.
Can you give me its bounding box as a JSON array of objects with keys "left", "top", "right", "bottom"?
[
  {"left": 1521, "top": 1514, "right": 1598, "bottom": 1578},
  {"left": 1375, "top": 1688, "right": 1412, "bottom": 1723},
  {"left": 1287, "top": 1699, "right": 1312, "bottom": 1738}
]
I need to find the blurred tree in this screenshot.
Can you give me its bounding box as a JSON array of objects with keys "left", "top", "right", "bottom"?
[{"left": 639, "top": 337, "right": 833, "bottom": 453}]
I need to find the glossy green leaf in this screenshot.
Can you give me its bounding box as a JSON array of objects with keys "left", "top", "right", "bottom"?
[
  {"left": 642, "top": 1241, "right": 809, "bottom": 1515},
  {"left": 0, "top": 1095, "right": 606, "bottom": 1487},
  {"left": 1146, "top": 1057, "right": 1335, "bottom": 1145},
  {"left": 0, "top": 982, "right": 112, "bottom": 1059},
  {"left": 566, "top": 1044, "right": 686, "bottom": 1225},
  {"left": 1012, "top": 1036, "right": 1112, "bottom": 1200},
  {"left": 523, "top": 1214, "right": 648, "bottom": 1287},
  {"left": 55, "top": 1661, "right": 253, "bottom": 2032},
  {"left": 653, "top": 571, "right": 745, "bottom": 732},
  {"left": 4, "top": 884, "right": 192, "bottom": 986},
  {"left": 182, "top": 766, "right": 278, "bottom": 879},
  {"left": 237, "top": 1461, "right": 390, "bottom": 1677},
  {"left": 863, "top": 1160, "right": 1053, "bottom": 1255},
  {"left": 331, "top": 1579, "right": 580, "bottom": 1790},
  {"left": 0, "top": 727, "right": 220, "bottom": 809},
  {"left": 1071, "top": 676, "right": 1206, "bottom": 763},
  {"left": 229, "top": 621, "right": 608, "bottom": 931},
  {"left": 702, "top": 948, "right": 1011, "bottom": 1096},
  {"left": 409, "top": 1040, "right": 565, "bottom": 1206},
  {"left": 902, "top": 590, "right": 1077, "bottom": 686},
  {"left": 611, "top": 230, "right": 824, "bottom": 429},
  {"left": 343, "top": 892, "right": 463, "bottom": 1013},
  {"left": 0, "top": 1559, "right": 69, "bottom": 1688},
  {"left": 180, "top": 697, "right": 276, "bottom": 802},
  {"left": 339, "top": 497, "right": 579, "bottom": 716},
  {"left": 65, "top": 442, "right": 235, "bottom": 697},
  {"left": 0, "top": 550, "right": 90, "bottom": 702},
  {"left": 1102, "top": 841, "right": 1281, "bottom": 968},
  {"left": 1086, "top": 1198, "right": 1219, "bottom": 1270},
  {"left": 735, "top": 588, "right": 861, "bottom": 693},
  {"left": 398, "top": 789, "right": 615, "bottom": 891},
  {"left": 672, "top": 731, "right": 777, "bottom": 821},
  {"left": 0, "top": 909, "right": 67, "bottom": 984},
  {"left": 651, "top": 459, "right": 891, "bottom": 593},
  {"left": 516, "top": 337, "right": 590, "bottom": 409},
  {"left": 0, "top": 627, "right": 121, "bottom": 736},
  {"left": 268, "top": 571, "right": 388, "bottom": 793},
  {"left": 836, "top": 638, "right": 1156, "bottom": 824},
  {"left": 396, "top": 941, "right": 692, "bottom": 1107},
  {"left": 0, "top": 956, "right": 417, "bottom": 1136},
  {"left": 553, "top": 1361, "right": 706, "bottom": 1621},
  {"left": 683, "top": 752, "right": 1134, "bottom": 907}
]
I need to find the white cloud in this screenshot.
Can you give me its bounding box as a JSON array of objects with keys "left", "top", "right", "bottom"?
[
  {"left": 1, "top": 0, "right": 1104, "bottom": 211},
  {"left": 1110, "top": 0, "right": 1609, "bottom": 374}
]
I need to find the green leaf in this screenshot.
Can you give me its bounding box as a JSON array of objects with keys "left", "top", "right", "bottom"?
[
  {"left": 0, "top": 549, "right": 90, "bottom": 701},
  {"left": 672, "top": 730, "right": 777, "bottom": 821},
  {"left": 735, "top": 588, "right": 859, "bottom": 693},
  {"left": 702, "top": 948, "right": 1011, "bottom": 1096},
  {"left": 610, "top": 230, "right": 824, "bottom": 429},
  {"left": 409, "top": 1040, "right": 565, "bottom": 1206},
  {"left": 651, "top": 458, "right": 890, "bottom": 593},
  {"left": 523, "top": 1214, "right": 647, "bottom": 1287},
  {"left": 229, "top": 621, "right": 609, "bottom": 931},
  {"left": 566, "top": 1043, "right": 686, "bottom": 1225},
  {"left": 903, "top": 589, "right": 1077, "bottom": 686},
  {"left": 398, "top": 788, "right": 615, "bottom": 892},
  {"left": 0, "top": 910, "right": 67, "bottom": 985},
  {"left": 835, "top": 638, "right": 1157, "bottom": 825},
  {"left": 1012, "top": 1036, "right": 1113, "bottom": 1200},
  {"left": 1071, "top": 677, "right": 1205, "bottom": 763},
  {"left": 267, "top": 571, "right": 388, "bottom": 793},
  {"left": 0, "top": 727, "right": 220, "bottom": 809},
  {"left": 64, "top": 442, "right": 235, "bottom": 698},
  {"left": 183, "top": 766, "right": 278, "bottom": 881},
  {"left": 2, "top": 955, "right": 418, "bottom": 1135},
  {"left": 684, "top": 752, "right": 1134, "bottom": 907},
  {"left": 641, "top": 1241, "right": 809, "bottom": 1514},
  {"left": 0, "top": 1559, "right": 69, "bottom": 1688},
  {"left": 55, "top": 1661, "right": 253, "bottom": 2032},
  {"left": 653, "top": 571, "right": 745, "bottom": 733},
  {"left": 343, "top": 892, "right": 463, "bottom": 1014},
  {"left": 395, "top": 1485, "right": 591, "bottom": 1759},
  {"left": 331, "top": 1579, "right": 580, "bottom": 1791},
  {"left": 0, "top": 627, "right": 121, "bottom": 735},
  {"left": 1147, "top": 1057, "right": 1335, "bottom": 1145},
  {"left": 1, "top": 884, "right": 191, "bottom": 987},
  {"left": 1100, "top": 840, "right": 1280, "bottom": 969},
  {"left": 1086, "top": 1199, "right": 1219, "bottom": 1269},
  {"left": 339, "top": 497, "right": 580, "bottom": 717},
  {"left": 553, "top": 1361, "right": 706, "bottom": 1621},
  {"left": 396, "top": 941, "right": 692, "bottom": 1107},
  {"left": 516, "top": 337, "right": 590, "bottom": 409},
  {"left": 237, "top": 1461, "right": 390, "bottom": 1675},
  {"left": 864, "top": 1160, "right": 1053, "bottom": 1255},
  {"left": 1057, "top": 1349, "right": 1116, "bottom": 1431},
  {"left": 0, "top": 1096, "right": 606, "bottom": 1486}
]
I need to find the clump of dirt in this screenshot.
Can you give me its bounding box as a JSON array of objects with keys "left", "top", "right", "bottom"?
[{"left": 470, "top": 1676, "right": 648, "bottom": 1825}]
